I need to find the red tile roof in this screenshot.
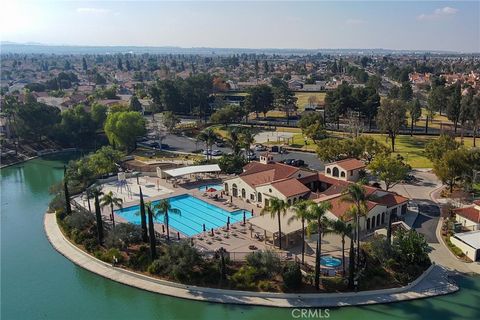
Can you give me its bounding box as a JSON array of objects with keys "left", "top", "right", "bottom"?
[
  {"left": 453, "top": 206, "right": 480, "bottom": 223},
  {"left": 373, "top": 193, "right": 409, "bottom": 208},
  {"left": 474, "top": 200, "right": 480, "bottom": 206},
  {"left": 317, "top": 195, "right": 378, "bottom": 221},
  {"left": 239, "top": 162, "right": 299, "bottom": 187},
  {"left": 330, "top": 158, "right": 366, "bottom": 171},
  {"left": 271, "top": 178, "right": 310, "bottom": 198}
]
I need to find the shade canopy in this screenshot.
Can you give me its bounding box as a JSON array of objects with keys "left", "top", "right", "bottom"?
[
  {"left": 163, "top": 164, "right": 221, "bottom": 178},
  {"left": 249, "top": 211, "right": 303, "bottom": 236}
]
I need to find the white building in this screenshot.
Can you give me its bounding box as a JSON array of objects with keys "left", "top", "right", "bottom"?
[{"left": 453, "top": 200, "right": 480, "bottom": 231}]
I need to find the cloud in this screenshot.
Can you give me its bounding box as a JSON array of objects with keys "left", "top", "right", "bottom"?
[
  {"left": 417, "top": 6, "right": 459, "bottom": 21},
  {"left": 76, "top": 8, "right": 111, "bottom": 15},
  {"left": 346, "top": 19, "right": 366, "bottom": 26}
]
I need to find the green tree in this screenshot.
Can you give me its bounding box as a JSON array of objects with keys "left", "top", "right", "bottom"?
[
  {"left": 196, "top": 128, "right": 218, "bottom": 160},
  {"left": 376, "top": 99, "right": 407, "bottom": 152},
  {"left": 91, "top": 103, "right": 108, "bottom": 129},
  {"left": 240, "top": 128, "right": 255, "bottom": 158},
  {"left": 15, "top": 102, "right": 61, "bottom": 140},
  {"left": 138, "top": 187, "right": 148, "bottom": 243},
  {"left": 446, "top": 82, "right": 462, "bottom": 133},
  {"left": 305, "top": 201, "right": 332, "bottom": 290},
  {"left": 104, "top": 111, "right": 146, "bottom": 151},
  {"left": 154, "top": 199, "right": 181, "bottom": 241},
  {"left": 130, "top": 95, "right": 143, "bottom": 112},
  {"left": 100, "top": 191, "right": 123, "bottom": 229},
  {"left": 326, "top": 218, "right": 352, "bottom": 276},
  {"left": 425, "top": 134, "right": 460, "bottom": 162},
  {"left": 426, "top": 86, "right": 445, "bottom": 133},
  {"left": 245, "top": 85, "right": 274, "bottom": 118},
  {"left": 298, "top": 112, "right": 326, "bottom": 144},
  {"left": 162, "top": 111, "right": 180, "bottom": 133},
  {"left": 94, "top": 193, "right": 104, "bottom": 245},
  {"left": 289, "top": 200, "right": 314, "bottom": 264},
  {"left": 145, "top": 202, "right": 157, "bottom": 260},
  {"left": 210, "top": 105, "right": 246, "bottom": 127},
  {"left": 88, "top": 146, "right": 125, "bottom": 177},
  {"left": 399, "top": 81, "right": 413, "bottom": 102},
  {"left": 217, "top": 154, "right": 247, "bottom": 174},
  {"left": 433, "top": 149, "right": 469, "bottom": 193},
  {"left": 407, "top": 99, "right": 422, "bottom": 136},
  {"left": 273, "top": 82, "right": 297, "bottom": 125},
  {"left": 368, "top": 154, "right": 410, "bottom": 191},
  {"left": 260, "top": 198, "right": 289, "bottom": 250}
]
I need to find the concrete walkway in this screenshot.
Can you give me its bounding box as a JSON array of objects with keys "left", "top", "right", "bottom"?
[
  {"left": 44, "top": 212, "right": 459, "bottom": 308},
  {"left": 428, "top": 186, "right": 480, "bottom": 275}
]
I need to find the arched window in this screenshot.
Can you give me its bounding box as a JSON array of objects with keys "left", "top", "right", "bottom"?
[
  {"left": 326, "top": 168, "right": 331, "bottom": 174},
  {"left": 257, "top": 192, "right": 262, "bottom": 203},
  {"left": 376, "top": 214, "right": 380, "bottom": 226},
  {"left": 340, "top": 171, "right": 346, "bottom": 178},
  {"left": 224, "top": 183, "right": 229, "bottom": 193},
  {"left": 332, "top": 167, "right": 339, "bottom": 177},
  {"left": 381, "top": 212, "right": 385, "bottom": 224},
  {"left": 372, "top": 216, "right": 376, "bottom": 228},
  {"left": 287, "top": 199, "right": 291, "bottom": 205},
  {"left": 241, "top": 188, "right": 246, "bottom": 198},
  {"left": 232, "top": 184, "right": 238, "bottom": 197},
  {"left": 367, "top": 218, "right": 371, "bottom": 230}
]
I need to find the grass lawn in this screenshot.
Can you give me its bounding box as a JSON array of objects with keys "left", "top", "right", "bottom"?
[{"left": 295, "top": 92, "right": 326, "bottom": 110}]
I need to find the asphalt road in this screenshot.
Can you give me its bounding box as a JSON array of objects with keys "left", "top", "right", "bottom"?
[{"left": 160, "top": 133, "right": 325, "bottom": 171}]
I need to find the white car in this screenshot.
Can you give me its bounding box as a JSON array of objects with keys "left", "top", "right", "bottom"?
[
  {"left": 255, "top": 144, "right": 267, "bottom": 151},
  {"left": 202, "top": 149, "right": 211, "bottom": 155},
  {"left": 211, "top": 149, "right": 223, "bottom": 156}
]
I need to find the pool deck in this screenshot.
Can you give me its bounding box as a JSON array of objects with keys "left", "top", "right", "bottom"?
[{"left": 45, "top": 211, "right": 459, "bottom": 308}]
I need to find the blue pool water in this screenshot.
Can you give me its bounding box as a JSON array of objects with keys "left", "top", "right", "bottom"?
[
  {"left": 115, "top": 194, "right": 251, "bottom": 236},
  {"left": 320, "top": 256, "right": 342, "bottom": 267},
  {"left": 197, "top": 184, "right": 224, "bottom": 192}
]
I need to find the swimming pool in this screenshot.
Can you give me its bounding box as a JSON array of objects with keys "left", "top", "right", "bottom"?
[
  {"left": 197, "top": 184, "right": 224, "bottom": 192},
  {"left": 320, "top": 256, "right": 342, "bottom": 267},
  {"left": 115, "top": 194, "right": 251, "bottom": 237}
]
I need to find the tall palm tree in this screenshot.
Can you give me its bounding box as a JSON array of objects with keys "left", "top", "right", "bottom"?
[
  {"left": 138, "top": 187, "right": 148, "bottom": 243},
  {"left": 341, "top": 183, "right": 371, "bottom": 270},
  {"left": 94, "top": 194, "right": 104, "bottom": 245},
  {"left": 86, "top": 185, "right": 103, "bottom": 214},
  {"left": 289, "top": 200, "right": 314, "bottom": 264},
  {"left": 260, "top": 197, "right": 289, "bottom": 250},
  {"left": 154, "top": 199, "right": 181, "bottom": 241},
  {"left": 225, "top": 128, "right": 241, "bottom": 155},
  {"left": 197, "top": 128, "right": 218, "bottom": 160},
  {"left": 100, "top": 191, "right": 123, "bottom": 229},
  {"left": 343, "top": 206, "right": 359, "bottom": 289},
  {"left": 240, "top": 128, "right": 255, "bottom": 161},
  {"left": 324, "top": 218, "right": 352, "bottom": 277},
  {"left": 305, "top": 201, "right": 332, "bottom": 290},
  {"left": 144, "top": 201, "right": 157, "bottom": 260}
]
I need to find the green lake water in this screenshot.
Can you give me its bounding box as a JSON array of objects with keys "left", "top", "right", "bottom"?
[{"left": 1, "top": 155, "right": 479, "bottom": 320}]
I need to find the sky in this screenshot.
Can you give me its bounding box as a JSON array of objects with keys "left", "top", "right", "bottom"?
[{"left": 1, "top": 1, "right": 479, "bottom": 52}]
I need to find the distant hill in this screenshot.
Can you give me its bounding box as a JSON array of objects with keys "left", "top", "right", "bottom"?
[{"left": 0, "top": 42, "right": 463, "bottom": 56}]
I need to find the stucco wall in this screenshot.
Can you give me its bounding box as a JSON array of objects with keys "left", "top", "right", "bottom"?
[{"left": 450, "top": 236, "right": 478, "bottom": 261}]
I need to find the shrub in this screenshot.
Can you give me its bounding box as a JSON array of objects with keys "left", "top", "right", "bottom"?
[
  {"left": 148, "top": 259, "right": 165, "bottom": 275},
  {"left": 282, "top": 262, "right": 302, "bottom": 290},
  {"left": 128, "top": 246, "right": 151, "bottom": 271},
  {"left": 105, "top": 223, "right": 143, "bottom": 249},
  {"left": 155, "top": 241, "right": 203, "bottom": 282},
  {"left": 245, "top": 250, "right": 282, "bottom": 278},
  {"left": 83, "top": 238, "right": 99, "bottom": 253},
  {"left": 96, "top": 248, "right": 124, "bottom": 264},
  {"left": 257, "top": 280, "right": 276, "bottom": 292},
  {"left": 64, "top": 210, "right": 95, "bottom": 231},
  {"left": 230, "top": 266, "right": 256, "bottom": 290}
]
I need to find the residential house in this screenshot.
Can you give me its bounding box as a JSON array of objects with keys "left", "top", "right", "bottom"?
[{"left": 453, "top": 200, "right": 480, "bottom": 231}]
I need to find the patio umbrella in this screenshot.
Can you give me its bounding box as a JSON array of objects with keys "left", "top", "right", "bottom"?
[
  {"left": 206, "top": 187, "right": 217, "bottom": 192},
  {"left": 227, "top": 222, "right": 230, "bottom": 231},
  {"left": 227, "top": 216, "right": 230, "bottom": 224},
  {"left": 203, "top": 224, "right": 206, "bottom": 232},
  {"left": 177, "top": 232, "right": 180, "bottom": 240},
  {"left": 211, "top": 228, "right": 214, "bottom": 236},
  {"left": 243, "top": 212, "right": 246, "bottom": 225}
]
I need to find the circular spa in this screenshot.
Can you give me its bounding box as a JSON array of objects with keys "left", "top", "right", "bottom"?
[{"left": 320, "top": 256, "right": 342, "bottom": 268}]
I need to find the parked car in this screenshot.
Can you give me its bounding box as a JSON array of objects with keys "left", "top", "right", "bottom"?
[
  {"left": 211, "top": 149, "right": 223, "bottom": 156},
  {"left": 293, "top": 159, "right": 305, "bottom": 167},
  {"left": 255, "top": 144, "right": 267, "bottom": 151},
  {"left": 280, "top": 159, "right": 295, "bottom": 165},
  {"left": 202, "top": 149, "right": 212, "bottom": 155},
  {"left": 215, "top": 140, "right": 225, "bottom": 147}
]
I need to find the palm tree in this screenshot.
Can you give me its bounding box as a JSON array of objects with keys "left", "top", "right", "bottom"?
[
  {"left": 260, "top": 197, "right": 289, "bottom": 250},
  {"left": 289, "top": 200, "right": 314, "bottom": 264},
  {"left": 240, "top": 128, "right": 255, "bottom": 161},
  {"left": 94, "top": 194, "right": 104, "bottom": 245},
  {"left": 305, "top": 201, "right": 332, "bottom": 290},
  {"left": 144, "top": 201, "right": 157, "bottom": 260},
  {"left": 197, "top": 128, "right": 218, "bottom": 160},
  {"left": 63, "top": 166, "right": 72, "bottom": 216},
  {"left": 154, "top": 199, "right": 181, "bottom": 241},
  {"left": 225, "top": 128, "right": 241, "bottom": 155},
  {"left": 341, "top": 183, "right": 371, "bottom": 270},
  {"left": 100, "top": 191, "right": 123, "bottom": 229},
  {"left": 138, "top": 187, "right": 148, "bottom": 243},
  {"left": 325, "top": 218, "right": 352, "bottom": 277},
  {"left": 343, "top": 206, "right": 359, "bottom": 289},
  {"left": 86, "top": 185, "right": 103, "bottom": 214}
]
